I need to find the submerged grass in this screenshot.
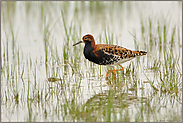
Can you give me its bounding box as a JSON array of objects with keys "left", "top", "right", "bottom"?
[{"left": 141, "top": 17, "right": 182, "bottom": 96}]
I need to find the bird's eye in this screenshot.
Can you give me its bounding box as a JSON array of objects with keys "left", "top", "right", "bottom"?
[{"left": 84, "top": 37, "right": 88, "bottom": 40}]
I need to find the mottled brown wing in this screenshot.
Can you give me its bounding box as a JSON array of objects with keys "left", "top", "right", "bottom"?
[
  {"left": 96, "top": 44, "right": 146, "bottom": 57},
  {"left": 94, "top": 44, "right": 147, "bottom": 65}
]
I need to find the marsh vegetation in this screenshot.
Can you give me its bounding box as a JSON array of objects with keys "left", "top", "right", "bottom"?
[{"left": 1, "top": 1, "right": 182, "bottom": 122}]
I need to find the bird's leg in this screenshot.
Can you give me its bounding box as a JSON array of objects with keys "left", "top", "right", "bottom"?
[
  {"left": 112, "top": 64, "right": 124, "bottom": 73},
  {"left": 106, "top": 67, "right": 117, "bottom": 78},
  {"left": 106, "top": 65, "right": 125, "bottom": 79},
  {"left": 105, "top": 64, "right": 124, "bottom": 78},
  {"left": 118, "top": 64, "right": 125, "bottom": 71}
]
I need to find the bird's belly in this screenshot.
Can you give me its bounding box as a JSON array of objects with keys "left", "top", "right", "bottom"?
[{"left": 101, "top": 57, "right": 135, "bottom": 66}]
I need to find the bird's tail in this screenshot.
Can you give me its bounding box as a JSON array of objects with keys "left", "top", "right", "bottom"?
[{"left": 133, "top": 50, "right": 147, "bottom": 56}]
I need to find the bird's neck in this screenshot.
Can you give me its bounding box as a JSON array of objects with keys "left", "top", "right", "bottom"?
[{"left": 84, "top": 43, "right": 95, "bottom": 55}]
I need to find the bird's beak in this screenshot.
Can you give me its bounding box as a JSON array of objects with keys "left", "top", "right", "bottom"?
[{"left": 73, "top": 41, "right": 83, "bottom": 46}]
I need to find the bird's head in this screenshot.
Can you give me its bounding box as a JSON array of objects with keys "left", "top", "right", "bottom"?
[{"left": 73, "top": 34, "right": 95, "bottom": 47}]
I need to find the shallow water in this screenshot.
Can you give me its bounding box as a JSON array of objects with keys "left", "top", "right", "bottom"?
[{"left": 1, "top": 1, "right": 182, "bottom": 122}]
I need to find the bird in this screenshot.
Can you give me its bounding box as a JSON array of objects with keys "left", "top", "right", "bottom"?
[{"left": 73, "top": 34, "right": 147, "bottom": 78}]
